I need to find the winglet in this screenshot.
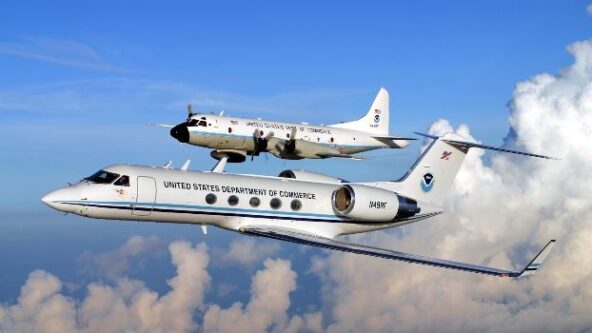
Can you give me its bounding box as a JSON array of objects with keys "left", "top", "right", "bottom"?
[{"left": 516, "top": 240, "right": 556, "bottom": 277}]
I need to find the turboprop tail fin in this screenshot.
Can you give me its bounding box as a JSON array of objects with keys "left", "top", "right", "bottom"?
[
  {"left": 329, "top": 87, "right": 389, "bottom": 135},
  {"left": 393, "top": 132, "right": 556, "bottom": 205}
]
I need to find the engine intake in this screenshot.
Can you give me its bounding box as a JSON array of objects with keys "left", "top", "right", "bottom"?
[{"left": 331, "top": 185, "right": 420, "bottom": 222}]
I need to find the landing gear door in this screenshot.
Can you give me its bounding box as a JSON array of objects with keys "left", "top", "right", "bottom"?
[{"left": 133, "top": 176, "right": 156, "bottom": 216}]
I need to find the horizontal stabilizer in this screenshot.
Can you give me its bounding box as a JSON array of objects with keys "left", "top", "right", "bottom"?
[
  {"left": 316, "top": 153, "right": 364, "bottom": 160},
  {"left": 414, "top": 132, "right": 558, "bottom": 160},
  {"left": 242, "top": 226, "right": 555, "bottom": 278}
]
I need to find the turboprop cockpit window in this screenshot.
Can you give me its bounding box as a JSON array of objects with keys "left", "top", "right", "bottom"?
[
  {"left": 187, "top": 119, "right": 199, "bottom": 126},
  {"left": 85, "top": 170, "right": 120, "bottom": 184}
]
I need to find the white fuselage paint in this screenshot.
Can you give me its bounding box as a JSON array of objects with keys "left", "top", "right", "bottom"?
[
  {"left": 42, "top": 164, "right": 441, "bottom": 238},
  {"left": 185, "top": 114, "right": 406, "bottom": 156}
]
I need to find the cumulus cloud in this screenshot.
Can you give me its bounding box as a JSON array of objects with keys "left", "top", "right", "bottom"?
[
  {"left": 78, "top": 235, "right": 165, "bottom": 280},
  {"left": 310, "top": 38, "right": 592, "bottom": 332},
  {"left": 0, "top": 240, "right": 210, "bottom": 333},
  {"left": 203, "top": 258, "right": 322, "bottom": 333},
  {"left": 0, "top": 237, "right": 323, "bottom": 333},
  {"left": 216, "top": 238, "right": 280, "bottom": 267}
]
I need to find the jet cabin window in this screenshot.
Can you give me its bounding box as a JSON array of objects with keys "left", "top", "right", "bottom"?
[{"left": 85, "top": 170, "right": 120, "bottom": 184}]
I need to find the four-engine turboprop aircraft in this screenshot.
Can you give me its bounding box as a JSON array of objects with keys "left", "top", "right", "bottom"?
[
  {"left": 42, "top": 132, "right": 556, "bottom": 277},
  {"left": 167, "top": 88, "right": 414, "bottom": 162}
]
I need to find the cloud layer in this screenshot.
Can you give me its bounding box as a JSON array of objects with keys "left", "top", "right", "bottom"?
[
  {"left": 3, "top": 29, "right": 592, "bottom": 333},
  {"left": 311, "top": 38, "right": 592, "bottom": 333},
  {"left": 0, "top": 240, "right": 210, "bottom": 333}
]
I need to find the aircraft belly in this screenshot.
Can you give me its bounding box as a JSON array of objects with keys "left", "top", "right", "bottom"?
[{"left": 215, "top": 136, "right": 251, "bottom": 150}]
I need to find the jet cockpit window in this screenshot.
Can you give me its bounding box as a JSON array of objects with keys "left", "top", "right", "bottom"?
[
  {"left": 114, "top": 175, "right": 130, "bottom": 187},
  {"left": 85, "top": 170, "right": 120, "bottom": 184}
]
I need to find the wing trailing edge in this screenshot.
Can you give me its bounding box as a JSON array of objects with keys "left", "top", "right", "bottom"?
[{"left": 242, "top": 226, "right": 555, "bottom": 278}]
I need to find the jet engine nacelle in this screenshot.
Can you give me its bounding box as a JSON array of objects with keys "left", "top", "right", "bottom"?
[
  {"left": 331, "top": 184, "right": 420, "bottom": 222},
  {"left": 278, "top": 170, "right": 346, "bottom": 184}
]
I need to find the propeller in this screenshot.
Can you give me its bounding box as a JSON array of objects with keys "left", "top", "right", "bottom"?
[
  {"left": 187, "top": 104, "right": 194, "bottom": 120},
  {"left": 251, "top": 129, "right": 274, "bottom": 161},
  {"left": 283, "top": 127, "right": 298, "bottom": 154}
]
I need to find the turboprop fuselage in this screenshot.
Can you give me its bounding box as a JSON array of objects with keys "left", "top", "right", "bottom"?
[
  {"left": 168, "top": 88, "right": 412, "bottom": 162},
  {"left": 41, "top": 164, "right": 440, "bottom": 238},
  {"left": 170, "top": 114, "right": 409, "bottom": 160}
]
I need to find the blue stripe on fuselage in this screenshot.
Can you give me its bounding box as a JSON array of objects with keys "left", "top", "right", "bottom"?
[
  {"left": 187, "top": 129, "right": 378, "bottom": 149},
  {"left": 59, "top": 200, "right": 344, "bottom": 221}
]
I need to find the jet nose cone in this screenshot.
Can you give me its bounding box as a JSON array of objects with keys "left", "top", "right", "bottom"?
[
  {"left": 41, "top": 187, "right": 77, "bottom": 212},
  {"left": 170, "top": 124, "right": 190, "bottom": 143},
  {"left": 41, "top": 190, "right": 60, "bottom": 210}
]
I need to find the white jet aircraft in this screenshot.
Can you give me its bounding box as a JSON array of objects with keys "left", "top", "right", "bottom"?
[
  {"left": 167, "top": 88, "right": 414, "bottom": 162},
  {"left": 42, "top": 132, "right": 556, "bottom": 277}
]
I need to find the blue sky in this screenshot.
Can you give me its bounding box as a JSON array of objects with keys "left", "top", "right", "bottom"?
[
  {"left": 1, "top": 0, "right": 590, "bottom": 209},
  {"left": 0, "top": 1, "right": 591, "bottom": 331}
]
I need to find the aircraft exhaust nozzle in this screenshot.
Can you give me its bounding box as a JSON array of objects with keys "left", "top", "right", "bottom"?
[{"left": 170, "top": 124, "right": 190, "bottom": 143}]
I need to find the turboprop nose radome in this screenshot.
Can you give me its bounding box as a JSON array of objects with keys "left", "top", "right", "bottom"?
[{"left": 170, "top": 123, "right": 190, "bottom": 143}]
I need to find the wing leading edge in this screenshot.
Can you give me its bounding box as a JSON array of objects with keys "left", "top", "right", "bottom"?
[{"left": 242, "top": 226, "right": 555, "bottom": 278}]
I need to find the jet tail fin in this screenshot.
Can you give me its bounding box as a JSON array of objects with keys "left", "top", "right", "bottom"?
[
  {"left": 393, "top": 132, "right": 556, "bottom": 205},
  {"left": 329, "top": 87, "right": 389, "bottom": 135}
]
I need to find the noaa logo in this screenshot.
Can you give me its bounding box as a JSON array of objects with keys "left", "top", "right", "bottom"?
[
  {"left": 421, "top": 173, "right": 434, "bottom": 192},
  {"left": 374, "top": 115, "right": 380, "bottom": 123}
]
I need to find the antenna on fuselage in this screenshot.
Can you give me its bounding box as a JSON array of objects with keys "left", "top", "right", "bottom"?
[{"left": 181, "top": 160, "right": 191, "bottom": 171}]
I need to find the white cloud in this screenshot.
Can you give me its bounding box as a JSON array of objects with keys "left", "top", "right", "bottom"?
[
  {"left": 217, "top": 238, "right": 280, "bottom": 267},
  {"left": 0, "top": 37, "right": 129, "bottom": 73},
  {"left": 310, "top": 38, "right": 592, "bottom": 333},
  {"left": 203, "top": 258, "right": 322, "bottom": 333},
  {"left": 78, "top": 235, "right": 164, "bottom": 280},
  {"left": 587, "top": 3, "right": 592, "bottom": 16},
  {"left": 0, "top": 238, "right": 322, "bottom": 333},
  {"left": 0, "top": 240, "right": 211, "bottom": 333}
]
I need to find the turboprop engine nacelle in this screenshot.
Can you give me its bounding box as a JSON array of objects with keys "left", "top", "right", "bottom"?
[
  {"left": 278, "top": 170, "right": 346, "bottom": 184},
  {"left": 331, "top": 185, "right": 420, "bottom": 222}
]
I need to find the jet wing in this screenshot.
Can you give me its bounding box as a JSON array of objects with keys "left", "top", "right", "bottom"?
[
  {"left": 241, "top": 226, "right": 555, "bottom": 278},
  {"left": 316, "top": 152, "right": 364, "bottom": 160}
]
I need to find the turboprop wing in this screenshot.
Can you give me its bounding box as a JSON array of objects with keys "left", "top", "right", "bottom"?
[
  {"left": 242, "top": 226, "right": 555, "bottom": 278},
  {"left": 316, "top": 152, "right": 364, "bottom": 160}
]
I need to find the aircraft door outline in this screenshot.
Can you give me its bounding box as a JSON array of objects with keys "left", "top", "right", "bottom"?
[{"left": 133, "top": 176, "right": 156, "bottom": 216}]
